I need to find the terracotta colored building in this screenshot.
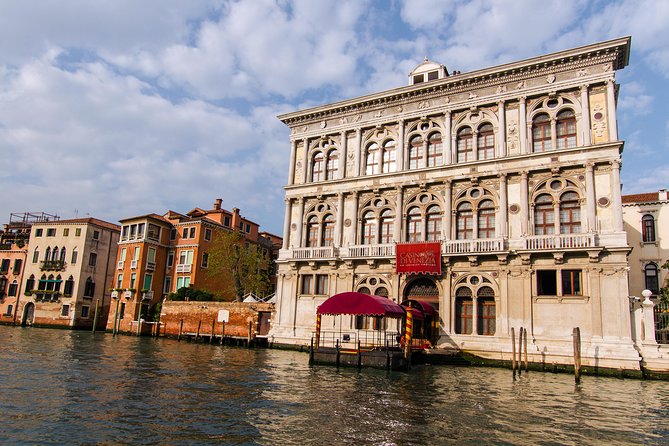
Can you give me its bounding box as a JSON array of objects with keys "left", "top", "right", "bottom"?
[{"left": 107, "top": 199, "right": 281, "bottom": 333}]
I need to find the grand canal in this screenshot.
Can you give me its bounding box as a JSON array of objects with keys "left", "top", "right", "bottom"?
[{"left": 0, "top": 325, "right": 667, "bottom": 445}]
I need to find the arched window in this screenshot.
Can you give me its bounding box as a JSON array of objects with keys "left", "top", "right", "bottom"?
[
  {"left": 325, "top": 150, "right": 338, "bottom": 180},
  {"left": 44, "top": 247, "right": 51, "bottom": 262},
  {"left": 54, "top": 275, "right": 62, "bottom": 292},
  {"left": 8, "top": 280, "right": 18, "bottom": 297},
  {"left": 32, "top": 248, "right": 39, "bottom": 264},
  {"left": 25, "top": 274, "right": 35, "bottom": 293},
  {"left": 51, "top": 247, "right": 59, "bottom": 261},
  {"left": 358, "top": 286, "right": 371, "bottom": 295},
  {"left": 60, "top": 247, "right": 66, "bottom": 262},
  {"left": 365, "top": 143, "right": 380, "bottom": 175},
  {"left": 477, "top": 124, "right": 494, "bottom": 160},
  {"left": 64, "top": 276, "right": 75, "bottom": 296},
  {"left": 311, "top": 152, "right": 324, "bottom": 182},
  {"left": 406, "top": 207, "right": 422, "bottom": 242},
  {"left": 455, "top": 287, "right": 473, "bottom": 335},
  {"left": 305, "top": 216, "right": 318, "bottom": 247},
  {"left": 478, "top": 200, "right": 496, "bottom": 238},
  {"left": 457, "top": 127, "right": 473, "bottom": 163},
  {"left": 408, "top": 136, "right": 424, "bottom": 169},
  {"left": 426, "top": 205, "right": 442, "bottom": 241},
  {"left": 38, "top": 274, "right": 47, "bottom": 291},
  {"left": 84, "top": 277, "right": 95, "bottom": 298},
  {"left": 361, "top": 211, "right": 376, "bottom": 245},
  {"left": 645, "top": 263, "right": 659, "bottom": 294},
  {"left": 532, "top": 113, "right": 552, "bottom": 152},
  {"left": 477, "top": 286, "right": 496, "bottom": 336},
  {"left": 556, "top": 109, "right": 576, "bottom": 149},
  {"left": 456, "top": 202, "right": 473, "bottom": 240},
  {"left": 642, "top": 215, "right": 656, "bottom": 242},
  {"left": 321, "top": 214, "right": 335, "bottom": 247},
  {"left": 559, "top": 191, "right": 581, "bottom": 234},
  {"left": 534, "top": 194, "right": 554, "bottom": 235},
  {"left": 382, "top": 141, "right": 397, "bottom": 173},
  {"left": 380, "top": 209, "right": 394, "bottom": 244},
  {"left": 375, "top": 287, "right": 389, "bottom": 297},
  {"left": 46, "top": 274, "right": 55, "bottom": 292},
  {"left": 427, "top": 133, "right": 442, "bottom": 167}
]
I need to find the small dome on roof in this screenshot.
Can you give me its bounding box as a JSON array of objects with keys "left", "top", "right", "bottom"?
[{"left": 409, "top": 57, "right": 449, "bottom": 85}]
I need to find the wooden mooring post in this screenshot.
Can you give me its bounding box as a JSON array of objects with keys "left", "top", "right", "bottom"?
[
  {"left": 511, "top": 327, "right": 516, "bottom": 373},
  {"left": 247, "top": 320, "right": 253, "bottom": 347},
  {"left": 177, "top": 319, "right": 184, "bottom": 341},
  {"left": 92, "top": 299, "right": 99, "bottom": 334},
  {"left": 524, "top": 326, "right": 529, "bottom": 371},
  {"left": 573, "top": 327, "right": 582, "bottom": 383},
  {"left": 336, "top": 339, "right": 341, "bottom": 368},
  {"left": 195, "top": 319, "right": 201, "bottom": 342},
  {"left": 308, "top": 337, "right": 314, "bottom": 365},
  {"left": 210, "top": 319, "right": 216, "bottom": 344},
  {"left": 518, "top": 327, "right": 524, "bottom": 375},
  {"left": 220, "top": 321, "right": 225, "bottom": 346}
]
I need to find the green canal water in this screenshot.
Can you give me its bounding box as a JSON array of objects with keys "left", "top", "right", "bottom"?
[{"left": 0, "top": 325, "right": 667, "bottom": 445}]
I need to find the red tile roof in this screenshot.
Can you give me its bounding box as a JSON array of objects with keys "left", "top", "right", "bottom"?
[{"left": 621, "top": 192, "right": 659, "bottom": 204}]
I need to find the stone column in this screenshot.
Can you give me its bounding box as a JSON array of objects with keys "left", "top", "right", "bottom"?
[
  {"left": 497, "top": 101, "right": 506, "bottom": 157},
  {"left": 472, "top": 130, "right": 479, "bottom": 161},
  {"left": 520, "top": 171, "right": 529, "bottom": 236},
  {"left": 444, "top": 111, "right": 452, "bottom": 165},
  {"left": 642, "top": 291, "right": 658, "bottom": 344},
  {"left": 611, "top": 160, "right": 623, "bottom": 231},
  {"left": 499, "top": 173, "right": 508, "bottom": 238},
  {"left": 354, "top": 128, "right": 363, "bottom": 176},
  {"left": 443, "top": 181, "right": 452, "bottom": 239},
  {"left": 519, "top": 97, "right": 528, "bottom": 155},
  {"left": 394, "top": 186, "right": 404, "bottom": 242},
  {"left": 288, "top": 139, "right": 297, "bottom": 185},
  {"left": 301, "top": 137, "right": 309, "bottom": 183},
  {"left": 423, "top": 139, "right": 429, "bottom": 167},
  {"left": 580, "top": 85, "right": 591, "bottom": 146},
  {"left": 606, "top": 79, "right": 618, "bottom": 141},
  {"left": 352, "top": 191, "right": 360, "bottom": 244},
  {"left": 335, "top": 193, "right": 345, "bottom": 247},
  {"left": 585, "top": 163, "right": 596, "bottom": 232},
  {"left": 339, "top": 130, "right": 348, "bottom": 179},
  {"left": 282, "top": 199, "right": 292, "bottom": 250},
  {"left": 295, "top": 197, "right": 305, "bottom": 248},
  {"left": 397, "top": 120, "right": 405, "bottom": 170},
  {"left": 550, "top": 118, "right": 557, "bottom": 151}
]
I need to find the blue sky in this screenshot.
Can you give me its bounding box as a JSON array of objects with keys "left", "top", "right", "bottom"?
[{"left": 0, "top": 0, "right": 667, "bottom": 235}]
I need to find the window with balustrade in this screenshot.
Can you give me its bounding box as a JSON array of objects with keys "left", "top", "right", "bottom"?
[
  {"left": 406, "top": 207, "right": 422, "bottom": 242},
  {"left": 426, "top": 205, "right": 442, "bottom": 241},
  {"left": 477, "top": 124, "right": 495, "bottom": 160},
  {"left": 321, "top": 214, "right": 335, "bottom": 247},
  {"left": 532, "top": 113, "right": 552, "bottom": 152},
  {"left": 404, "top": 193, "right": 443, "bottom": 242},
  {"left": 309, "top": 139, "right": 338, "bottom": 182},
  {"left": 533, "top": 180, "right": 583, "bottom": 236},
  {"left": 380, "top": 209, "right": 394, "bottom": 244},
  {"left": 382, "top": 141, "right": 397, "bottom": 173},
  {"left": 305, "top": 216, "right": 319, "bottom": 247},
  {"left": 534, "top": 194, "right": 555, "bottom": 235},
  {"left": 408, "top": 136, "right": 424, "bottom": 169},
  {"left": 456, "top": 203, "right": 473, "bottom": 240},
  {"left": 477, "top": 200, "right": 496, "bottom": 238},
  {"left": 427, "top": 133, "right": 442, "bottom": 167},
  {"left": 559, "top": 191, "right": 581, "bottom": 234},
  {"left": 531, "top": 95, "right": 580, "bottom": 153},
  {"left": 311, "top": 152, "right": 324, "bottom": 182},
  {"left": 556, "top": 110, "right": 577, "bottom": 149},
  {"left": 325, "top": 150, "right": 338, "bottom": 180}
]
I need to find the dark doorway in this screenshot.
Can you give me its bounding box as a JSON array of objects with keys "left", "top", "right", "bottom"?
[{"left": 22, "top": 302, "right": 35, "bottom": 326}]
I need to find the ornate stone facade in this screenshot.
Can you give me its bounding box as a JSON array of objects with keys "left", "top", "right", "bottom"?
[{"left": 272, "top": 37, "right": 642, "bottom": 371}]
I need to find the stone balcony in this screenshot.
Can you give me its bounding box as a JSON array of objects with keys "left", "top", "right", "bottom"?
[{"left": 522, "top": 233, "right": 597, "bottom": 250}]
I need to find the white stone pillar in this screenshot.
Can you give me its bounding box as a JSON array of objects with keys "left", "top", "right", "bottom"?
[
  {"left": 585, "top": 163, "right": 596, "bottom": 232},
  {"left": 519, "top": 97, "right": 528, "bottom": 155},
  {"left": 301, "top": 138, "right": 309, "bottom": 183},
  {"left": 444, "top": 111, "right": 452, "bottom": 164},
  {"left": 423, "top": 139, "right": 429, "bottom": 167},
  {"left": 352, "top": 191, "right": 359, "bottom": 244},
  {"left": 335, "top": 193, "right": 345, "bottom": 247},
  {"left": 355, "top": 128, "right": 363, "bottom": 176},
  {"left": 580, "top": 85, "right": 591, "bottom": 146},
  {"left": 394, "top": 186, "right": 404, "bottom": 242},
  {"left": 288, "top": 140, "right": 297, "bottom": 185},
  {"left": 397, "top": 120, "right": 405, "bottom": 170},
  {"left": 521, "top": 171, "right": 529, "bottom": 236},
  {"left": 339, "top": 130, "right": 348, "bottom": 179},
  {"left": 611, "top": 160, "right": 623, "bottom": 231},
  {"left": 282, "top": 199, "right": 292, "bottom": 250},
  {"left": 497, "top": 101, "right": 506, "bottom": 157},
  {"left": 443, "top": 181, "right": 452, "bottom": 239},
  {"left": 472, "top": 130, "right": 479, "bottom": 161},
  {"left": 642, "top": 290, "right": 658, "bottom": 344},
  {"left": 499, "top": 173, "right": 508, "bottom": 238},
  {"left": 606, "top": 79, "right": 619, "bottom": 141},
  {"left": 295, "top": 197, "right": 305, "bottom": 247}
]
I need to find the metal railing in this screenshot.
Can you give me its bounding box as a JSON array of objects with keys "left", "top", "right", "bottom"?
[
  {"left": 442, "top": 238, "right": 504, "bottom": 254},
  {"left": 341, "top": 244, "right": 396, "bottom": 258},
  {"left": 654, "top": 301, "right": 669, "bottom": 344},
  {"left": 292, "top": 246, "right": 337, "bottom": 260},
  {"left": 315, "top": 330, "right": 401, "bottom": 350}
]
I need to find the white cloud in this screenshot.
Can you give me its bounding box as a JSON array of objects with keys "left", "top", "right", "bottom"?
[{"left": 618, "top": 81, "right": 653, "bottom": 116}]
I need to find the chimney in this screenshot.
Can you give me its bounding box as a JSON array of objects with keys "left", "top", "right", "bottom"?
[
  {"left": 659, "top": 188, "right": 668, "bottom": 201},
  {"left": 214, "top": 198, "right": 222, "bottom": 211}
]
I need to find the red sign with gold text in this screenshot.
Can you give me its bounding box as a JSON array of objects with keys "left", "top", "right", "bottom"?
[{"left": 395, "top": 242, "right": 442, "bottom": 275}]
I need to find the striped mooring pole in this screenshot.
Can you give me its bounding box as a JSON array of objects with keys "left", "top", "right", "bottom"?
[{"left": 404, "top": 308, "right": 413, "bottom": 360}]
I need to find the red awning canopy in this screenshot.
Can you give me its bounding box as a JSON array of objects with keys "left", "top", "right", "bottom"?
[
  {"left": 317, "top": 292, "right": 406, "bottom": 318},
  {"left": 401, "top": 299, "right": 436, "bottom": 317}
]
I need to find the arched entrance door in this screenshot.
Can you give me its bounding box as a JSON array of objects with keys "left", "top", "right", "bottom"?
[
  {"left": 22, "top": 302, "right": 35, "bottom": 326},
  {"left": 403, "top": 277, "right": 440, "bottom": 341}
]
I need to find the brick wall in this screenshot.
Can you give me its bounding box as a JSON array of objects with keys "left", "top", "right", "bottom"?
[{"left": 159, "top": 301, "right": 274, "bottom": 338}]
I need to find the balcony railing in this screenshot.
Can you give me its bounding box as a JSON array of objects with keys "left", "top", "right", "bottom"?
[
  {"left": 341, "top": 244, "right": 396, "bottom": 258},
  {"left": 146, "top": 261, "right": 156, "bottom": 271},
  {"left": 40, "top": 260, "right": 66, "bottom": 271},
  {"left": 130, "top": 260, "right": 138, "bottom": 269},
  {"left": 142, "top": 291, "right": 154, "bottom": 301},
  {"left": 176, "top": 264, "right": 192, "bottom": 273},
  {"left": 292, "top": 246, "right": 337, "bottom": 260},
  {"left": 442, "top": 238, "right": 505, "bottom": 254},
  {"left": 117, "top": 261, "right": 124, "bottom": 270},
  {"left": 524, "top": 233, "right": 596, "bottom": 250}
]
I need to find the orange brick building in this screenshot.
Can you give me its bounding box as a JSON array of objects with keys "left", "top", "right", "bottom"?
[{"left": 107, "top": 198, "right": 281, "bottom": 333}]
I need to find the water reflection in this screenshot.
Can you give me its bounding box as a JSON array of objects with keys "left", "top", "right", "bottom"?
[{"left": 0, "top": 326, "right": 667, "bottom": 445}]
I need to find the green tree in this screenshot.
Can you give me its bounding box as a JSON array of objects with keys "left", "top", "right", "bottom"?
[
  {"left": 205, "top": 230, "right": 272, "bottom": 301},
  {"left": 659, "top": 260, "right": 669, "bottom": 304},
  {"left": 167, "top": 287, "right": 215, "bottom": 302}
]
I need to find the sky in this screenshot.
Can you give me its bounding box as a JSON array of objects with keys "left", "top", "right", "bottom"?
[{"left": 0, "top": 0, "right": 668, "bottom": 235}]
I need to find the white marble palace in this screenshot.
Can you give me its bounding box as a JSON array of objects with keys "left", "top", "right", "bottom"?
[{"left": 271, "top": 37, "right": 645, "bottom": 371}]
